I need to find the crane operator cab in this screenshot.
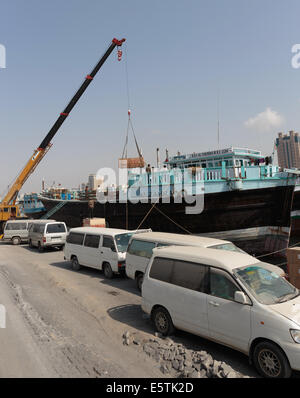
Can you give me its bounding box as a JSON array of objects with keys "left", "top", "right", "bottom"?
[{"left": 0, "top": 205, "right": 21, "bottom": 234}]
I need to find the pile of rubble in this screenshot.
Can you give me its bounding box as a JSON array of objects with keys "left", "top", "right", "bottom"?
[{"left": 122, "top": 331, "right": 245, "bottom": 378}]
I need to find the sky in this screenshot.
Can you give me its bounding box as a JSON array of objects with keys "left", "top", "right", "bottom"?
[{"left": 1, "top": 0, "right": 300, "bottom": 195}]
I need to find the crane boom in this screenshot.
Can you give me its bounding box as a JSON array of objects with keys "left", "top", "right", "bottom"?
[{"left": 0, "top": 37, "right": 125, "bottom": 226}]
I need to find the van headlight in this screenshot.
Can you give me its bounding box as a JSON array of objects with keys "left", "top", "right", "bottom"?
[{"left": 290, "top": 329, "right": 300, "bottom": 343}]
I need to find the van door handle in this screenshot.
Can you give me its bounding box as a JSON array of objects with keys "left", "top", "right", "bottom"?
[{"left": 209, "top": 301, "right": 220, "bottom": 307}]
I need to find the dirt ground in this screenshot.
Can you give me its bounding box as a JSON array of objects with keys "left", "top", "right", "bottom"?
[{"left": 0, "top": 242, "right": 260, "bottom": 378}]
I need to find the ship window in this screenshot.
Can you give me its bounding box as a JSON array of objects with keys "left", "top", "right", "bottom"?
[{"left": 66, "top": 232, "right": 84, "bottom": 245}]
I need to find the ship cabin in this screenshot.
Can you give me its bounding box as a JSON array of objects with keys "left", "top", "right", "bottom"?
[
  {"left": 125, "top": 147, "right": 289, "bottom": 197},
  {"left": 164, "top": 147, "right": 266, "bottom": 169}
]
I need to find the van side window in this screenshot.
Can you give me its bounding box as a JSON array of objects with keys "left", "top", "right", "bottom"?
[
  {"left": 171, "top": 260, "right": 208, "bottom": 292},
  {"left": 103, "top": 236, "right": 116, "bottom": 252},
  {"left": 156, "top": 243, "right": 172, "bottom": 248},
  {"left": 66, "top": 232, "right": 84, "bottom": 245},
  {"left": 128, "top": 240, "right": 156, "bottom": 258},
  {"left": 33, "top": 224, "right": 40, "bottom": 233},
  {"left": 84, "top": 234, "right": 100, "bottom": 248},
  {"left": 209, "top": 268, "right": 239, "bottom": 301},
  {"left": 149, "top": 257, "right": 173, "bottom": 283},
  {"left": 5, "top": 222, "right": 27, "bottom": 230}
]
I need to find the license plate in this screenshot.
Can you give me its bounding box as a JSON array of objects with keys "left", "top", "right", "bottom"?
[{"left": 51, "top": 236, "right": 62, "bottom": 241}]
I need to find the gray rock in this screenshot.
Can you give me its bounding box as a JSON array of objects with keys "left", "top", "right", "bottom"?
[
  {"left": 160, "top": 364, "right": 170, "bottom": 374},
  {"left": 143, "top": 344, "right": 155, "bottom": 356},
  {"left": 188, "top": 370, "right": 201, "bottom": 378},
  {"left": 133, "top": 339, "right": 141, "bottom": 346},
  {"left": 172, "top": 360, "right": 180, "bottom": 370},
  {"left": 199, "top": 369, "right": 208, "bottom": 378},
  {"left": 220, "top": 363, "right": 233, "bottom": 377},
  {"left": 227, "top": 371, "right": 238, "bottom": 378},
  {"left": 123, "top": 330, "right": 131, "bottom": 339},
  {"left": 184, "top": 360, "right": 193, "bottom": 368},
  {"left": 184, "top": 366, "right": 194, "bottom": 375},
  {"left": 201, "top": 355, "right": 214, "bottom": 371},
  {"left": 155, "top": 332, "right": 163, "bottom": 338},
  {"left": 124, "top": 337, "right": 130, "bottom": 346},
  {"left": 212, "top": 360, "right": 222, "bottom": 376},
  {"left": 178, "top": 361, "right": 185, "bottom": 372},
  {"left": 153, "top": 352, "right": 161, "bottom": 362}
]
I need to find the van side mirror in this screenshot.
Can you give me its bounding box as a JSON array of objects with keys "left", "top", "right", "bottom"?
[{"left": 234, "top": 291, "right": 250, "bottom": 305}]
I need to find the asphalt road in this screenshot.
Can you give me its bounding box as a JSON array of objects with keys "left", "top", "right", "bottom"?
[{"left": 0, "top": 242, "right": 260, "bottom": 378}]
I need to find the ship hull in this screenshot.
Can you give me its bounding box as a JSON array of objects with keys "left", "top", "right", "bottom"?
[
  {"left": 40, "top": 184, "right": 295, "bottom": 257},
  {"left": 291, "top": 186, "right": 300, "bottom": 236}
]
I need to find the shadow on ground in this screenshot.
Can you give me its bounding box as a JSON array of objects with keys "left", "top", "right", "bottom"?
[{"left": 49, "top": 260, "right": 141, "bottom": 296}]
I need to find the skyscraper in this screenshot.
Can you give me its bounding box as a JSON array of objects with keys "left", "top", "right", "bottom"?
[{"left": 275, "top": 130, "right": 300, "bottom": 169}]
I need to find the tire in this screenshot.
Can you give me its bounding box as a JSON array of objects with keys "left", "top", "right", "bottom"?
[
  {"left": 253, "top": 341, "right": 292, "bottom": 378},
  {"left": 152, "top": 307, "right": 175, "bottom": 336},
  {"left": 136, "top": 273, "right": 144, "bottom": 292},
  {"left": 71, "top": 256, "right": 81, "bottom": 271},
  {"left": 103, "top": 263, "right": 114, "bottom": 279},
  {"left": 38, "top": 242, "right": 44, "bottom": 253},
  {"left": 12, "top": 237, "right": 21, "bottom": 245}
]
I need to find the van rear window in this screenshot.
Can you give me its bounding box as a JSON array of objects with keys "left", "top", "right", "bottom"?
[
  {"left": 66, "top": 232, "right": 84, "bottom": 245},
  {"left": 46, "top": 224, "right": 66, "bottom": 234}
]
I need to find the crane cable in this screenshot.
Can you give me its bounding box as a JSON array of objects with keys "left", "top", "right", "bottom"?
[{"left": 121, "top": 46, "right": 142, "bottom": 160}]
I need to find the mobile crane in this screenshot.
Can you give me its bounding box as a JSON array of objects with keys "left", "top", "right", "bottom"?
[{"left": 0, "top": 37, "right": 125, "bottom": 233}]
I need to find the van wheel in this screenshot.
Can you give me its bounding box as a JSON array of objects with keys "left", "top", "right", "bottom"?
[
  {"left": 152, "top": 307, "right": 175, "bottom": 336},
  {"left": 12, "top": 237, "right": 21, "bottom": 245},
  {"left": 38, "top": 242, "right": 44, "bottom": 253},
  {"left": 253, "top": 341, "right": 292, "bottom": 378},
  {"left": 136, "top": 274, "right": 144, "bottom": 292},
  {"left": 103, "top": 263, "right": 114, "bottom": 279},
  {"left": 71, "top": 256, "right": 81, "bottom": 271}
]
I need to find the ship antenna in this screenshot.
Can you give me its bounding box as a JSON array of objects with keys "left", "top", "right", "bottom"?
[{"left": 217, "top": 88, "right": 220, "bottom": 149}]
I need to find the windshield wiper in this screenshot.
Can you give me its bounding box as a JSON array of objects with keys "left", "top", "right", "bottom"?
[{"left": 276, "top": 292, "right": 299, "bottom": 303}]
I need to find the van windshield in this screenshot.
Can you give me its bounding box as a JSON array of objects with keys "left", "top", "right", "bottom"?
[
  {"left": 234, "top": 265, "right": 298, "bottom": 305},
  {"left": 115, "top": 233, "right": 134, "bottom": 252}
]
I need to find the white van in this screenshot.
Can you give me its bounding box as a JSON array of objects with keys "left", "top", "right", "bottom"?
[
  {"left": 125, "top": 232, "right": 247, "bottom": 291},
  {"left": 28, "top": 220, "right": 67, "bottom": 252},
  {"left": 64, "top": 227, "right": 148, "bottom": 278},
  {"left": 3, "top": 219, "right": 35, "bottom": 245},
  {"left": 142, "top": 245, "right": 300, "bottom": 378}
]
